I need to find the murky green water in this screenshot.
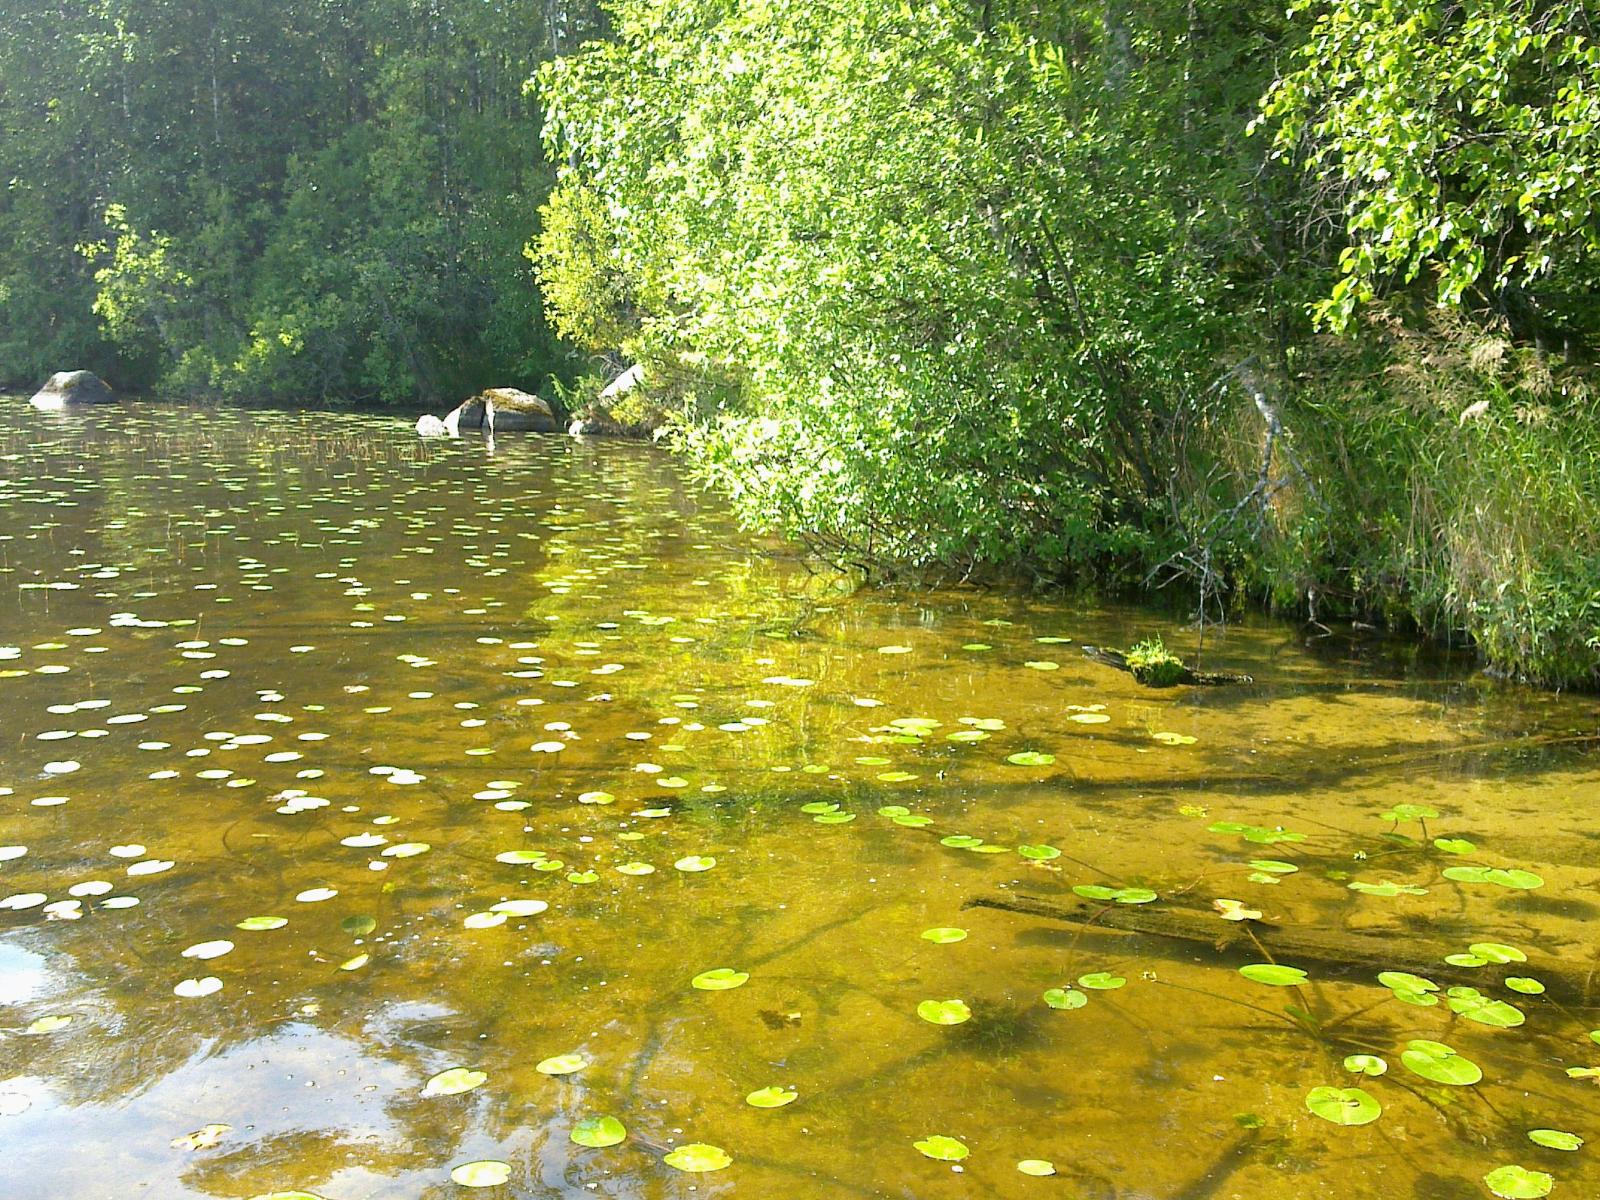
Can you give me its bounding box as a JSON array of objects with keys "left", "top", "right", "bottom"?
[{"left": 1, "top": 404, "right": 1597, "bottom": 1200}]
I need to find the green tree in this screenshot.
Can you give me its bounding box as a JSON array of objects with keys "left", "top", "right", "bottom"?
[{"left": 1259, "top": 0, "right": 1600, "bottom": 343}]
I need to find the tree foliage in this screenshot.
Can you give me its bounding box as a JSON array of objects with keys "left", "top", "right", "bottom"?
[
  {"left": 0, "top": 0, "right": 605, "bottom": 401},
  {"left": 538, "top": 0, "right": 1282, "bottom": 571},
  {"left": 1259, "top": 0, "right": 1600, "bottom": 338}
]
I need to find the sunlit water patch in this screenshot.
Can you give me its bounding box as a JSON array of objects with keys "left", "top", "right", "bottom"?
[{"left": 0, "top": 403, "right": 1597, "bottom": 1199}]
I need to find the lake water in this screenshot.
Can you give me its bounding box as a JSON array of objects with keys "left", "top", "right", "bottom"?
[{"left": 0, "top": 404, "right": 1596, "bottom": 1200}]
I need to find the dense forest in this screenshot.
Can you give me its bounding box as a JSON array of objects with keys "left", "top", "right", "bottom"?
[
  {"left": 0, "top": 0, "right": 604, "bottom": 403},
  {"left": 2, "top": 0, "right": 1597, "bottom": 686}
]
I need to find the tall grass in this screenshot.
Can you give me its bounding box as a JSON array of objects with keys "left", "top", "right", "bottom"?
[{"left": 1220, "top": 308, "right": 1600, "bottom": 687}]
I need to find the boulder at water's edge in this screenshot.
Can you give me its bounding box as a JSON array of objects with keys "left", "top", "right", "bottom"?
[
  {"left": 29, "top": 371, "right": 115, "bottom": 409},
  {"left": 458, "top": 387, "right": 559, "bottom": 433}
]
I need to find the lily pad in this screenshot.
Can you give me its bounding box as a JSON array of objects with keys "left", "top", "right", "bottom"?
[
  {"left": 1401, "top": 1040, "right": 1482, "bottom": 1086},
  {"left": 490, "top": 899, "right": 549, "bottom": 917},
  {"left": 495, "top": 850, "right": 546, "bottom": 864},
  {"left": 746, "top": 1086, "right": 798, "bottom": 1108},
  {"left": 1017, "top": 1159, "right": 1056, "bottom": 1175},
  {"left": 1247, "top": 859, "right": 1299, "bottom": 875},
  {"left": 450, "top": 1160, "right": 512, "bottom": 1188},
  {"left": 1077, "top": 972, "right": 1125, "bottom": 990},
  {"left": 1343, "top": 1054, "right": 1388, "bottom": 1076},
  {"left": 1446, "top": 986, "right": 1525, "bottom": 1028},
  {"left": 1527, "top": 1129, "right": 1582, "bottom": 1151},
  {"left": 1469, "top": 942, "right": 1526, "bottom": 964},
  {"left": 691, "top": 968, "right": 749, "bottom": 991},
  {"left": 1482, "top": 1165, "right": 1553, "bottom": 1199},
  {"left": 662, "top": 1143, "right": 732, "bottom": 1172},
  {"left": 1442, "top": 866, "right": 1544, "bottom": 890},
  {"left": 1044, "top": 988, "right": 1087, "bottom": 1010},
  {"left": 570, "top": 1115, "right": 627, "bottom": 1148},
  {"left": 1304, "top": 1086, "right": 1381, "bottom": 1126},
  {"left": 913, "top": 1135, "right": 969, "bottom": 1162},
  {"left": 423, "top": 1067, "right": 486, "bottom": 1096},
  {"left": 920, "top": 927, "right": 967, "bottom": 944},
  {"left": 1239, "top": 964, "right": 1307, "bottom": 987},
  {"left": 1073, "top": 884, "right": 1157, "bottom": 905},
  {"left": 535, "top": 1054, "right": 587, "bottom": 1075},
  {"left": 917, "top": 999, "right": 972, "bottom": 1025},
  {"left": 1006, "top": 751, "right": 1055, "bottom": 767}
]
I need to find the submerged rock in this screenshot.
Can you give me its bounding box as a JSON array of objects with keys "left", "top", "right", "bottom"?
[{"left": 29, "top": 371, "right": 115, "bottom": 409}]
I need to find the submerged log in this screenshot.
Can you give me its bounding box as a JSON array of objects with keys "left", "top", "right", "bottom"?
[
  {"left": 1081, "top": 644, "right": 1253, "bottom": 686},
  {"left": 966, "top": 892, "right": 1598, "bottom": 1004}
]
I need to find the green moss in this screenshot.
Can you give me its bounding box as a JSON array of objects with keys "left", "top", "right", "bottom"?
[{"left": 1126, "top": 636, "right": 1188, "bottom": 687}]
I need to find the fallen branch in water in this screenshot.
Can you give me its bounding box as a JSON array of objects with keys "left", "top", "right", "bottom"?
[{"left": 966, "top": 891, "right": 1598, "bottom": 1004}]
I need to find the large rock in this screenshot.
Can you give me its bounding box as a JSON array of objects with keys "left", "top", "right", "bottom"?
[
  {"left": 454, "top": 387, "right": 559, "bottom": 433},
  {"left": 29, "top": 371, "right": 114, "bottom": 410}
]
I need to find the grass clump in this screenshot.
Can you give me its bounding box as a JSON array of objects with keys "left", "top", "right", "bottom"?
[{"left": 1126, "top": 637, "right": 1188, "bottom": 688}]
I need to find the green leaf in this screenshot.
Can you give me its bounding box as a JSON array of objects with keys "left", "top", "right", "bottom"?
[
  {"left": 1006, "top": 751, "right": 1055, "bottom": 766},
  {"left": 1247, "top": 859, "right": 1299, "bottom": 875},
  {"left": 1446, "top": 986, "right": 1525, "bottom": 1027},
  {"left": 1482, "top": 1165, "right": 1553, "bottom": 1199},
  {"left": 1072, "top": 884, "right": 1157, "bottom": 904},
  {"left": 662, "top": 1143, "right": 732, "bottom": 1172},
  {"left": 1442, "top": 866, "right": 1544, "bottom": 890},
  {"left": 1343, "top": 1054, "right": 1388, "bottom": 1076},
  {"left": 1527, "top": 1129, "right": 1582, "bottom": 1151},
  {"left": 1400, "top": 1040, "right": 1482, "bottom": 1086},
  {"left": 917, "top": 999, "right": 972, "bottom": 1025},
  {"left": 692, "top": 968, "right": 749, "bottom": 991},
  {"left": 1304, "top": 1086, "right": 1381, "bottom": 1126},
  {"left": 1377, "top": 971, "right": 1438, "bottom": 993},
  {"left": 535, "top": 1053, "right": 587, "bottom": 1075},
  {"left": 450, "top": 1160, "right": 512, "bottom": 1187},
  {"left": 1239, "top": 964, "right": 1307, "bottom": 987},
  {"left": 913, "top": 1135, "right": 969, "bottom": 1162},
  {"left": 1043, "top": 987, "right": 1087, "bottom": 1010},
  {"left": 422, "top": 1067, "right": 486, "bottom": 1097},
  {"left": 570, "top": 1115, "right": 627, "bottom": 1148},
  {"left": 1468, "top": 942, "right": 1525, "bottom": 964},
  {"left": 236, "top": 915, "right": 288, "bottom": 931},
  {"left": 1077, "top": 972, "right": 1125, "bottom": 990},
  {"left": 745, "top": 1086, "right": 798, "bottom": 1108}
]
